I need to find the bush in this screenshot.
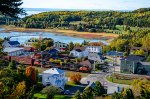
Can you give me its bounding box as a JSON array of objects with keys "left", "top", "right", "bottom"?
[
  {"left": 34, "top": 82, "right": 44, "bottom": 92},
  {"left": 41, "top": 86, "right": 61, "bottom": 99},
  {"left": 70, "top": 73, "right": 81, "bottom": 84}
]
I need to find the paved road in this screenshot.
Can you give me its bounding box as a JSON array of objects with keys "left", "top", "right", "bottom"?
[{"left": 80, "top": 71, "right": 130, "bottom": 88}]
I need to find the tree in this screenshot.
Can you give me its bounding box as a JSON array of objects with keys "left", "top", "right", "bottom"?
[
  {"left": 72, "top": 90, "right": 81, "bottom": 99},
  {"left": 146, "top": 55, "right": 150, "bottom": 62},
  {"left": 132, "top": 79, "right": 150, "bottom": 98},
  {"left": 0, "top": 0, "right": 25, "bottom": 17},
  {"left": 133, "top": 49, "right": 145, "bottom": 56},
  {"left": 11, "top": 81, "right": 26, "bottom": 98},
  {"left": 25, "top": 66, "right": 36, "bottom": 83},
  {"left": 68, "top": 42, "right": 74, "bottom": 51},
  {"left": 32, "top": 42, "right": 40, "bottom": 50},
  {"left": 8, "top": 60, "right": 16, "bottom": 69},
  {"left": 113, "top": 92, "right": 122, "bottom": 99},
  {"left": 93, "top": 81, "right": 105, "bottom": 96},
  {"left": 70, "top": 73, "right": 81, "bottom": 84},
  {"left": 121, "top": 88, "right": 134, "bottom": 99},
  {"left": 41, "top": 86, "right": 61, "bottom": 99},
  {"left": 82, "top": 87, "right": 93, "bottom": 99}
]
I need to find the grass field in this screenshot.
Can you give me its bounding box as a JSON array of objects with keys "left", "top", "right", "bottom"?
[
  {"left": 35, "top": 66, "right": 89, "bottom": 78},
  {"left": 106, "top": 75, "right": 133, "bottom": 85},
  {"left": 34, "top": 93, "right": 71, "bottom": 99}
]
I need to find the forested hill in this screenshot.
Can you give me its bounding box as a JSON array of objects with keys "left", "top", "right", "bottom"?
[{"left": 9, "top": 8, "right": 150, "bottom": 33}]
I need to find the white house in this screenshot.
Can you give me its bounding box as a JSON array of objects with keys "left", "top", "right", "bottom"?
[
  {"left": 70, "top": 47, "right": 89, "bottom": 58},
  {"left": 3, "top": 40, "right": 20, "bottom": 48},
  {"left": 3, "top": 47, "right": 24, "bottom": 56},
  {"left": 54, "top": 41, "right": 68, "bottom": 51},
  {"left": 41, "top": 68, "right": 67, "bottom": 90},
  {"left": 24, "top": 38, "right": 39, "bottom": 47},
  {"left": 86, "top": 46, "right": 102, "bottom": 54}
]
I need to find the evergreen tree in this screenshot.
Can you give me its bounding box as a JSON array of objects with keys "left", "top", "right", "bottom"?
[
  {"left": 121, "top": 88, "right": 134, "bottom": 99},
  {"left": 68, "top": 42, "right": 74, "bottom": 51},
  {"left": 93, "top": 81, "right": 105, "bottom": 96},
  {"left": 72, "top": 90, "right": 81, "bottom": 99},
  {"left": 0, "top": 0, "right": 25, "bottom": 17},
  {"left": 8, "top": 60, "right": 16, "bottom": 69},
  {"left": 82, "top": 87, "right": 93, "bottom": 99}
]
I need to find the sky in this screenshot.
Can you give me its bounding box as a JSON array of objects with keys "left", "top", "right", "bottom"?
[{"left": 22, "top": 0, "right": 150, "bottom": 10}]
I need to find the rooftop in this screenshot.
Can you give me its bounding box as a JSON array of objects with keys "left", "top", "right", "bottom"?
[
  {"left": 43, "top": 68, "right": 65, "bottom": 74},
  {"left": 121, "top": 55, "right": 145, "bottom": 61},
  {"left": 139, "top": 62, "right": 150, "bottom": 66},
  {"left": 3, "top": 47, "right": 24, "bottom": 53},
  {"left": 8, "top": 41, "right": 20, "bottom": 45},
  {"left": 107, "top": 51, "right": 124, "bottom": 56},
  {"left": 73, "top": 46, "right": 86, "bottom": 52}
]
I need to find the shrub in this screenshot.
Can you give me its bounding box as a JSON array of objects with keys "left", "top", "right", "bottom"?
[{"left": 70, "top": 73, "right": 81, "bottom": 84}]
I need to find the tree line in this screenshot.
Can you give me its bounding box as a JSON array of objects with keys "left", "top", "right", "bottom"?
[{"left": 1, "top": 8, "right": 149, "bottom": 33}]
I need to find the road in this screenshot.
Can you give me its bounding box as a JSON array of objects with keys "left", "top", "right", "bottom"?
[{"left": 81, "top": 71, "right": 129, "bottom": 87}]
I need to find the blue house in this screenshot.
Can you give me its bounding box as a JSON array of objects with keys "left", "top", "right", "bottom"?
[{"left": 43, "top": 48, "right": 58, "bottom": 58}]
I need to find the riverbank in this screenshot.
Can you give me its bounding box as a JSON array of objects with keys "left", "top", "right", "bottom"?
[{"left": 0, "top": 25, "right": 119, "bottom": 41}]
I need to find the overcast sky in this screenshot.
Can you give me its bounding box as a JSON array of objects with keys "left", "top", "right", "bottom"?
[{"left": 22, "top": 0, "right": 150, "bottom": 10}]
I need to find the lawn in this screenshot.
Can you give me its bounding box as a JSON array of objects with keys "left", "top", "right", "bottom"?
[
  {"left": 34, "top": 93, "right": 71, "bottom": 99},
  {"left": 106, "top": 75, "right": 133, "bottom": 85},
  {"left": 35, "top": 66, "right": 89, "bottom": 78}
]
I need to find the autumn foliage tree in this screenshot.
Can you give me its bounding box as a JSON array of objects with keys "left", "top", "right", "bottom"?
[
  {"left": 26, "top": 66, "right": 36, "bottom": 83},
  {"left": 11, "top": 81, "right": 26, "bottom": 98},
  {"left": 70, "top": 73, "right": 81, "bottom": 84}
]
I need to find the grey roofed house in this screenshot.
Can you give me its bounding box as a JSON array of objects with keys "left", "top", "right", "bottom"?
[
  {"left": 79, "top": 59, "right": 94, "bottom": 68},
  {"left": 88, "top": 53, "right": 105, "bottom": 63},
  {"left": 120, "top": 55, "right": 146, "bottom": 74}
]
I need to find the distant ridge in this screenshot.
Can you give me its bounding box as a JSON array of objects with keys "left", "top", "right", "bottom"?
[{"left": 24, "top": 8, "right": 132, "bottom": 12}]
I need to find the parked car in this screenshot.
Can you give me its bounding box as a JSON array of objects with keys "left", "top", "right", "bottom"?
[{"left": 79, "top": 66, "right": 91, "bottom": 73}]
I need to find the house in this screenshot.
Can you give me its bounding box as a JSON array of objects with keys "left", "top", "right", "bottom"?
[
  {"left": 54, "top": 41, "right": 68, "bottom": 51},
  {"left": 3, "top": 47, "right": 24, "bottom": 56},
  {"left": 5, "top": 56, "right": 34, "bottom": 66},
  {"left": 42, "top": 48, "right": 58, "bottom": 59},
  {"left": 41, "top": 68, "right": 67, "bottom": 90},
  {"left": 79, "top": 59, "right": 94, "bottom": 72},
  {"left": 88, "top": 53, "right": 105, "bottom": 64},
  {"left": 70, "top": 47, "right": 89, "bottom": 58},
  {"left": 85, "top": 46, "right": 102, "bottom": 54},
  {"left": 24, "top": 38, "right": 39, "bottom": 47},
  {"left": 106, "top": 51, "right": 124, "bottom": 65},
  {"left": 120, "top": 55, "right": 145, "bottom": 74},
  {"left": 44, "top": 48, "right": 58, "bottom": 57},
  {"left": 3, "top": 40, "right": 20, "bottom": 47},
  {"left": 137, "top": 62, "right": 150, "bottom": 75}
]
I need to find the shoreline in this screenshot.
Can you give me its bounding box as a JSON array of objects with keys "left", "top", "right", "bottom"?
[{"left": 0, "top": 25, "right": 119, "bottom": 42}]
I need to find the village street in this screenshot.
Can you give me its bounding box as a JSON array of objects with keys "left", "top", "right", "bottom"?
[{"left": 67, "top": 70, "right": 130, "bottom": 95}]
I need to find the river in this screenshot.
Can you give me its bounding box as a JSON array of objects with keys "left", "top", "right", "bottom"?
[{"left": 0, "top": 28, "right": 108, "bottom": 45}]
